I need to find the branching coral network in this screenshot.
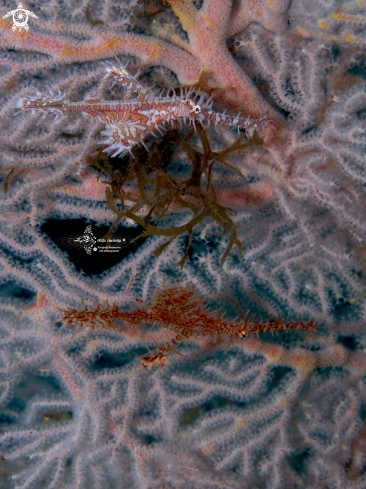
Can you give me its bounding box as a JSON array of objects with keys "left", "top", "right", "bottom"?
[{"left": 0, "top": 0, "right": 366, "bottom": 488}]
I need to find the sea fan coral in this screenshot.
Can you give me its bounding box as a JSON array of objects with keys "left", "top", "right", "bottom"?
[{"left": 0, "top": 0, "right": 366, "bottom": 488}]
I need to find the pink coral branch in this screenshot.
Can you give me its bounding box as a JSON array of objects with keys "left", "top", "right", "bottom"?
[
  {"left": 166, "top": 0, "right": 285, "bottom": 143},
  {"left": 228, "top": 0, "right": 290, "bottom": 35},
  {"left": 0, "top": 27, "right": 201, "bottom": 85}
]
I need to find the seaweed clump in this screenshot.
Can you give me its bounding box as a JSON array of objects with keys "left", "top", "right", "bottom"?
[{"left": 88, "top": 123, "right": 264, "bottom": 268}]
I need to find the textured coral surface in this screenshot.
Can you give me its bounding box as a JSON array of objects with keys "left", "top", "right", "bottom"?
[{"left": 0, "top": 0, "right": 366, "bottom": 488}]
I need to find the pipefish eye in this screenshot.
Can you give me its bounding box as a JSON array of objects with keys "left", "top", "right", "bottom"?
[
  {"left": 240, "top": 331, "right": 247, "bottom": 338},
  {"left": 193, "top": 105, "right": 201, "bottom": 114}
]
